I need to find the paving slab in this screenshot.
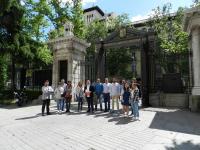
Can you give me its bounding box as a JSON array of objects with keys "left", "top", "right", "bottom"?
[{"left": 0, "top": 103, "right": 200, "bottom": 150}]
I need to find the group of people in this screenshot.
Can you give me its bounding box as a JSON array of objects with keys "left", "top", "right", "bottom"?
[{"left": 41, "top": 78, "right": 142, "bottom": 120}]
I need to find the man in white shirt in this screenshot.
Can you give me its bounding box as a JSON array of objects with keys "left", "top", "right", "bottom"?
[
  {"left": 110, "top": 78, "right": 121, "bottom": 113},
  {"left": 103, "top": 78, "right": 111, "bottom": 112},
  {"left": 42, "top": 80, "right": 54, "bottom": 116}
]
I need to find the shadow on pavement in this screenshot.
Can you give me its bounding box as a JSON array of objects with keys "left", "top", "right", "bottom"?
[
  {"left": 15, "top": 111, "right": 58, "bottom": 120},
  {"left": 14, "top": 103, "right": 133, "bottom": 125},
  {"left": 147, "top": 108, "right": 200, "bottom": 135},
  {"left": 108, "top": 116, "right": 134, "bottom": 125},
  {"left": 165, "top": 140, "right": 200, "bottom": 150}
]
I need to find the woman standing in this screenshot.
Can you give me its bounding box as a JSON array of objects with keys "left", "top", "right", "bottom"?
[
  {"left": 76, "top": 82, "right": 84, "bottom": 111},
  {"left": 130, "top": 82, "right": 140, "bottom": 120},
  {"left": 121, "top": 82, "right": 131, "bottom": 117},
  {"left": 41, "top": 80, "right": 54, "bottom": 116},
  {"left": 65, "top": 81, "right": 72, "bottom": 113},
  {"left": 54, "top": 82, "right": 64, "bottom": 113}
]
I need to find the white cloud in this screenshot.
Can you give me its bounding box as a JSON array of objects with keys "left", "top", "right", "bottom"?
[
  {"left": 131, "top": 11, "right": 156, "bottom": 22},
  {"left": 131, "top": 15, "right": 149, "bottom": 22},
  {"left": 82, "top": 0, "right": 97, "bottom": 6}
]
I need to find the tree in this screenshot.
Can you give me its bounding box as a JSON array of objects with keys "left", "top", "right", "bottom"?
[
  {"left": 0, "top": 55, "right": 8, "bottom": 90},
  {"left": 107, "top": 48, "right": 133, "bottom": 79},
  {"left": 47, "top": 0, "right": 71, "bottom": 39},
  {"left": 85, "top": 14, "right": 132, "bottom": 78},
  {"left": 0, "top": 0, "right": 53, "bottom": 90},
  {"left": 148, "top": 3, "right": 189, "bottom": 74},
  {"left": 71, "top": 0, "right": 85, "bottom": 38}
]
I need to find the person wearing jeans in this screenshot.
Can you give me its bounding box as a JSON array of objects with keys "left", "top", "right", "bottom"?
[
  {"left": 110, "top": 78, "right": 121, "bottom": 113},
  {"left": 130, "top": 82, "right": 140, "bottom": 120},
  {"left": 76, "top": 82, "right": 84, "bottom": 111},
  {"left": 94, "top": 78, "right": 103, "bottom": 111},
  {"left": 103, "top": 78, "right": 111, "bottom": 112},
  {"left": 54, "top": 82, "right": 64, "bottom": 113}
]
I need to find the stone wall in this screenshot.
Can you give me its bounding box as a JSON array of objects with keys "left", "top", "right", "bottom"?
[{"left": 149, "top": 93, "right": 189, "bottom": 108}]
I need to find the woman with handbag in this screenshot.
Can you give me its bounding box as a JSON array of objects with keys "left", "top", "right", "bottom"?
[
  {"left": 65, "top": 81, "right": 72, "bottom": 113},
  {"left": 130, "top": 82, "right": 140, "bottom": 121}
]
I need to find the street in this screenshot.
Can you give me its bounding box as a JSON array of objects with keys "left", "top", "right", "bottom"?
[{"left": 0, "top": 102, "right": 200, "bottom": 150}]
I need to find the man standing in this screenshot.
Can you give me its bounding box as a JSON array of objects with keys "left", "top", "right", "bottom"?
[
  {"left": 84, "top": 80, "right": 95, "bottom": 113},
  {"left": 110, "top": 78, "right": 121, "bottom": 113},
  {"left": 94, "top": 78, "right": 103, "bottom": 111},
  {"left": 103, "top": 78, "right": 111, "bottom": 112},
  {"left": 41, "top": 80, "right": 54, "bottom": 116}
]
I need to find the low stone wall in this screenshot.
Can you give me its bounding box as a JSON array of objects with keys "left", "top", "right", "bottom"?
[{"left": 149, "top": 93, "right": 189, "bottom": 108}]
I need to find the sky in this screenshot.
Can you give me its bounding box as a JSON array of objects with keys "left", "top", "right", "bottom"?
[{"left": 81, "top": 0, "right": 194, "bottom": 22}]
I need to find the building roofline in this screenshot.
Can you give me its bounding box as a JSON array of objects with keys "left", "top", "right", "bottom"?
[{"left": 84, "top": 6, "right": 105, "bottom": 16}]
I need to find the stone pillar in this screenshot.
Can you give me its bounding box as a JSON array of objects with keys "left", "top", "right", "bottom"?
[
  {"left": 191, "top": 27, "right": 200, "bottom": 95},
  {"left": 191, "top": 27, "right": 200, "bottom": 112},
  {"left": 67, "top": 53, "right": 73, "bottom": 82},
  {"left": 52, "top": 54, "right": 58, "bottom": 87},
  {"left": 184, "top": 7, "right": 200, "bottom": 111}
]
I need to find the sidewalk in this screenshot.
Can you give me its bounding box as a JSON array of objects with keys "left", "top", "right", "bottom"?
[{"left": 0, "top": 102, "right": 200, "bottom": 150}]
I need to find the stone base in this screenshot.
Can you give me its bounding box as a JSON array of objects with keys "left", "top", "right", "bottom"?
[
  {"left": 190, "top": 95, "right": 200, "bottom": 112},
  {"left": 149, "top": 93, "right": 189, "bottom": 108},
  {"left": 192, "top": 87, "right": 200, "bottom": 95}
]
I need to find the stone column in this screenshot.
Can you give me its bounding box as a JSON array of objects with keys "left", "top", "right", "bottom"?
[
  {"left": 67, "top": 55, "right": 73, "bottom": 82},
  {"left": 52, "top": 54, "right": 58, "bottom": 87},
  {"left": 192, "top": 27, "right": 200, "bottom": 95},
  {"left": 191, "top": 27, "right": 200, "bottom": 112}
]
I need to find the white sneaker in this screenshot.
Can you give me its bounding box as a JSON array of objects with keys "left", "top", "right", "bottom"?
[{"left": 136, "top": 117, "right": 140, "bottom": 121}]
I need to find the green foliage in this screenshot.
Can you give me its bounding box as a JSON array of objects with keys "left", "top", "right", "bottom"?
[
  {"left": 193, "top": 0, "right": 200, "bottom": 6},
  {"left": 71, "top": 0, "right": 85, "bottom": 38},
  {"left": 107, "top": 48, "right": 133, "bottom": 79},
  {"left": 47, "top": 0, "right": 70, "bottom": 39},
  {"left": 85, "top": 20, "right": 108, "bottom": 54},
  {"left": 0, "top": 55, "right": 8, "bottom": 90},
  {"left": 36, "top": 44, "right": 53, "bottom": 65},
  {"left": 85, "top": 14, "right": 132, "bottom": 78},
  {"left": 149, "top": 4, "right": 188, "bottom": 54},
  {"left": 148, "top": 3, "right": 189, "bottom": 75},
  {"left": 0, "top": 0, "right": 53, "bottom": 89}
]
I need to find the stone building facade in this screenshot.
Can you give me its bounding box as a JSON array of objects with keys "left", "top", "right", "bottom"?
[{"left": 48, "top": 22, "right": 90, "bottom": 89}]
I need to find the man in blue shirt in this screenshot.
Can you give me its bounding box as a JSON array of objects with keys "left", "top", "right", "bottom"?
[{"left": 94, "top": 78, "right": 103, "bottom": 111}]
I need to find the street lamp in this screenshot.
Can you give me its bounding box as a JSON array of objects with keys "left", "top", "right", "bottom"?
[
  {"left": 100, "top": 39, "right": 106, "bottom": 78},
  {"left": 131, "top": 52, "right": 137, "bottom": 77}
]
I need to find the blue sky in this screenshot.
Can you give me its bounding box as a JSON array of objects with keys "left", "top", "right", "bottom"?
[{"left": 82, "top": 0, "right": 194, "bottom": 21}]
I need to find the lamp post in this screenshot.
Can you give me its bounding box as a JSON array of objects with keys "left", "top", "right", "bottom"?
[
  {"left": 100, "top": 39, "right": 106, "bottom": 78},
  {"left": 131, "top": 51, "right": 136, "bottom": 77}
]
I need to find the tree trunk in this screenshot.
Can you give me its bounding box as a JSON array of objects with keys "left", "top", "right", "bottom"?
[{"left": 11, "top": 54, "right": 16, "bottom": 91}]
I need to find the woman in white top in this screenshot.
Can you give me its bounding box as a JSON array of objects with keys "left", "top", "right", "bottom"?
[
  {"left": 54, "top": 82, "right": 64, "bottom": 113},
  {"left": 42, "top": 80, "right": 54, "bottom": 116},
  {"left": 76, "top": 81, "right": 84, "bottom": 111}
]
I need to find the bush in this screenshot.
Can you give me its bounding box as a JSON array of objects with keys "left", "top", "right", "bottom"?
[
  {"left": 0, "top": 90, "right": 42, "bottom": 105},
  {"left": 25, "top": 90, "right": 42, "bottom": 100}
]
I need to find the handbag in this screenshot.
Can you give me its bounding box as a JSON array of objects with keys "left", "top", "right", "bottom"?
[
  {"left": 61, "top": 91, "right": 66, "bottom": 97},
  {"left": 138, "top": 98, "right": 142, "bottom": 107}
]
